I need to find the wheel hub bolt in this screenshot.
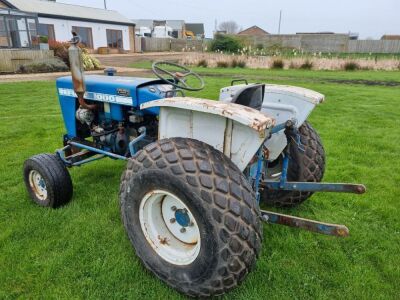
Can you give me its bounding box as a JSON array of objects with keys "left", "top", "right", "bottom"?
[
  {"left": 189, "top": 221, "right": 194, "bottom": 227},
  {"left": 171, "top": 206, "right": 177, "bottom": 211},
  {"left": 170, "top": 218, "right": 176, "bottom": 223},
  {"left": 180, "top": 228, "right": 186, "bottom": 233}
]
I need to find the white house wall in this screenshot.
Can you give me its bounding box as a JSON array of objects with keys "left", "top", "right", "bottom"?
[{"left": 38, "top": 17, "right": 130, "bottom": 50}]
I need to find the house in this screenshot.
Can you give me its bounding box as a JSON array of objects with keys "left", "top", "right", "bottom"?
[
  {"left": 185, "top": 23, "right": 205, "bottom": 39},
  {"left": 132, "top": 19, "right": 185, "bottom": 38},
  {"left": 0, "top": 0, "right": 135, "bottom": 52},
  {"left": 381, "top": 35, "right": 400, "bottom": 40},
  {"left": 238, "top": 26, "right": 269, "bottom": 36}
]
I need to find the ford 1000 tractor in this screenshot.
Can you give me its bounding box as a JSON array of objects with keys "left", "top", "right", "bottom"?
[{"left": 23, "top": 33, "right": 366, "bottom": 297}]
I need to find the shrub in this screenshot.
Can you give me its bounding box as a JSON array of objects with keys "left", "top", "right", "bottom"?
[
  {"left": 300, "top": 60, "right": 313, "bottom": 70},
  {"left": 49, "top": 40, "right": 70, "bottom": 66},
  {"left": 271, "top": 59, "right": 284, "bottom": 69},
  {"left": 231, "top": 59, "right": 238, "bottom": 68},
  {"left": 81, "top": 48, "right": 101, "bottom": 70},
  {"left": 231, "top": 59, "right": 246, "bottom": 68},
  {"left": 237, "top": 60, "right": 246, "bottom": 68},
  {"left": 256, "top": 43, "right": 264, "bottom": 50},
  {"left": 210, "top": 34, "right": 243, "bottom": 53},
  {"left": 19, "top": 58, "right": 69, "bottom": 73},
  {"left": 39, "top": 36, "right": 48, "bottom": 43},
  {"left": 197, "top": 59, "right": 208, "bottom": 67},
  {"left": 344, "top": 61, "right": 360, "bottom": 71},
  {"left": 49, "top": 40, "right": 101, "bottom": 70},
  {"left": 216, "top": 61, "right": 229, "bottom": 68}
]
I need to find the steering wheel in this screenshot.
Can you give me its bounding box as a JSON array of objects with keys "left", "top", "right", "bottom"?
[{"left": 152, "top": 61, "right": 205, "bottom": 91}]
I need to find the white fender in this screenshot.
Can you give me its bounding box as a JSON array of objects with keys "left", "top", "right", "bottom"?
[{"left": 141, "top": 97, "right": 275, "bottom": 171}]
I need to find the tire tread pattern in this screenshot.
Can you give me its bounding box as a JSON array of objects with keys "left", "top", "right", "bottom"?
[
  {"left": 263, "top": 121, "right": 326, "bottom": 207},
  {"left": 119, "top": 138, "right": 262, "bottom": 297},
  {"left": 23, "top": 153, "right": 73, "bottom": 208}
]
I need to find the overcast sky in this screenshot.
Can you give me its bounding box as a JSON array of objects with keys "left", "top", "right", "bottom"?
[{"left": 58, "top": 0, "right": 399, "bottom": 39}]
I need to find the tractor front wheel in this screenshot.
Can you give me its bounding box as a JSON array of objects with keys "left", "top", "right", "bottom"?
[
  {"left": 120, "top": 138, "right": 262, "bottom": 297},
  {"left": 23, "top": 153, "right": 73, "bottom": 208}
]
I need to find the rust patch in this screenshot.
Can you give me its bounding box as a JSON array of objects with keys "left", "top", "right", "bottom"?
[{"left": 158, "top": 235, "right": 170, "bottom": 245}]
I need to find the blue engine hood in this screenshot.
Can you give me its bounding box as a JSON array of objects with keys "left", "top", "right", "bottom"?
[{"left": 56, "top": 75, "right": 163, "bottom": 107}]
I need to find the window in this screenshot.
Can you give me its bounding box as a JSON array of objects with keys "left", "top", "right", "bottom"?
[
  {"left": 0, "top": 16, "right": 8, "bottom": 47},
  {"left": 72, "top": 26, "right": 93, "bottom": 48},
  {"left": 0, "top": 9, "right": 39, "bottom": 48},
  {"left": 38, "top": 23, "right": 55, "bottom": 41},
  {"left": 171, "top": 30, "right": 179, "bottom": 38},
  {"left": 106, "top": 29, "right": 123, "bottom": 49}
]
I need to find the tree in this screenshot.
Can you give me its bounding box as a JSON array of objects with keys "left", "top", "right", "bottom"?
[{"left": 218, "top": 21, "right": 240, "bottom": 34}]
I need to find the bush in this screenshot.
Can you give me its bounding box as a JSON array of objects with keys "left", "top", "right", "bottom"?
[
  {"left": 81, "top": 48, "right": 101, "bottom": 70},
  {"left": 39, "top": 36, "right": 48, "bottom": 44},
  {"left": 300, "top": 60, "right": 313, "bottom": 70},
  {"left": 237, "top": 60, "right": 246, "bottom": 68},
  {"left": 49, "top": 40, "right": 70, "bottom": 66},
  {"left": 256, "top": 43, "right": 264, "bottom": 50},
  {"left": 271, "top": 59, "right": 285, "bottom": 69},
  {"left": 19, "top": 58, "right": 69, "bottom": 73},
  {"left": 344, "top": 61, "right": 360, "bottom": 71},
  {"left": 231, "top": 59, "right": 246, "bottom": 68},
  {"left": 49, "top": 40, "right": 101, "bottom": 70},
  {"left": 210, "top": 34, "right": 243, "bottom": 53},
  {"left": 197, "top": 59, "right": 208, "bottom": 67},
  {"left": 216, "top": 61, "right": 229, "bottom": 68}
]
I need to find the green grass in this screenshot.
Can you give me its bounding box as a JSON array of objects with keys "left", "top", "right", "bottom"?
[{"left": 1, "top": 68, "right": 399, "bottom": 299}]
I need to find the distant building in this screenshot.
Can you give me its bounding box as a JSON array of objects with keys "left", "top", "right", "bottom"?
[
  {"left": 132, "top": 19, "right": 185, "bottom": 38},
  {"left": 0, "top": 0, "right": 135, "bottom": 51},
  {"left": 185, "top": 23, "right": 205, "bottom": 38},
  {"left": 381, "top": 35, "right": 400, "bottom": 40},
  {"left": 296, "top": 32, "right": 358, "bottom": 40},
  {"left": 238, "top": 26, "right": 269, "bottom": 36}
]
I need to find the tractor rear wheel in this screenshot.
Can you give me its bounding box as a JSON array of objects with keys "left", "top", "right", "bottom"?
[
  {"left": 120, "top": 138, "right": 262, "bottom": 298},
  {"left": 23, "top": 153, "right": 73, "bottom": 208},
  {"left": 262, "top": 121, "right": 325, "bottom": 207}
]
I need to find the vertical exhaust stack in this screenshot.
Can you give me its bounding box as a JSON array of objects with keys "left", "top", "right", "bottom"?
[
  {"left": 68, "top": 32, "right": 96, "bottom": 110},
  {"left": 69, "top": 32, "right": 85, "bottom": 98}
]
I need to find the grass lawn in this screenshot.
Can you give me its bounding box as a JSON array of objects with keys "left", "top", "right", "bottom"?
[{"left": 0, "top": 68, "right": 399, "bottom": 299}]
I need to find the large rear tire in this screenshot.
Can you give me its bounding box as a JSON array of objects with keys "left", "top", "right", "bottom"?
[
  {"left": 23, "top": 153, "right": 73, "bottom": 208},
  {"left": 119, "top": 138, "right": 262, "bottom": 297},
  {"left": 262, "top": 121, "right": 325, "bottom": 207}
]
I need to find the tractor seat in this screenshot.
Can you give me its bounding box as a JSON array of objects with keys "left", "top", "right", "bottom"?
[{"left": 231, "top": 84, "right": 265, "bottom": 111}]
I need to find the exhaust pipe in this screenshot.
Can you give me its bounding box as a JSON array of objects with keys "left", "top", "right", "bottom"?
[{"left": 68, "top": 31, "right": 97, "bottom": 110}]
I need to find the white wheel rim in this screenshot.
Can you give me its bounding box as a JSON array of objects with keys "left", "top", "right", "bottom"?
[
  {"left": 28, "top": 170, "right": 47, "bottom": 201},
  {"left": 139, "top": 190, "right": 201, "bottom": 265}
]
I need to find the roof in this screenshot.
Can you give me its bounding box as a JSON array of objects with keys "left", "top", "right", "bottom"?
[
  {"left": 132, "top": 19, "right": 185, "bottom": 30},
  {"left": 2, "top": 0, "right": 134, "bottom": 26},
  {"left": 185, "top": 23, "right": 205, "bottom": 36},
  {"left": 238, "top": 26, "right": 269, "bottom": 36},
  {"left": 381, "top": 35, "right": 400, "bottom": 40}
]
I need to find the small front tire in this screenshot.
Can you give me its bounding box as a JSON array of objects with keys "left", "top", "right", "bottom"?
[{"left": 23, "top": 153, "right": 73, "bottom": 208}]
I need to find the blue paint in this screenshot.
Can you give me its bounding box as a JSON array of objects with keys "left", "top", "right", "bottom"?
[
  {"left": 68, "top": 141, "right": 127, "bottom": 160},
  {"left": 254, "top": 148, "right": 264, "bottom": 203},
  {"left": 56, "top": 75, "right": 167, "bottom": 137},
  {"left": 280, "top": 154, "right": 289, "bottom": 188},
  {"left": 129, "top": 127, "right": 147, "bottom": 156},
  {"left": 175, "top": 209, "right": 190, "bottom": 227},
  {"left": 263, "top": 181, "right": 366, "bottom": 194}
]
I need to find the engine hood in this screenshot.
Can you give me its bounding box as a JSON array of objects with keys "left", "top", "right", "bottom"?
[{"left": 56, "top": 75, "right": 166, "bottom": 106}]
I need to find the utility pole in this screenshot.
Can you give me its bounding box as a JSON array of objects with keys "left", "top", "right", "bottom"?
[
  {"left": 103, "top": 0, "right": 107, "bottom": 9},
  {"left": 278, "top": 10, "right": 282, "bottom": 34}
]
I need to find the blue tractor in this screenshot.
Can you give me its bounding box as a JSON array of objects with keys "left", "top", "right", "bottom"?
[{"left": 23, "top": 34, "right": 366, "bottom": 297}]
